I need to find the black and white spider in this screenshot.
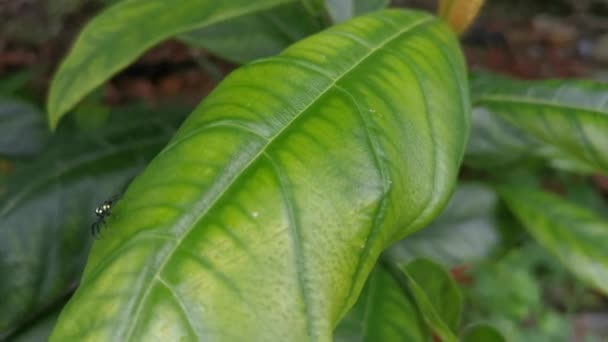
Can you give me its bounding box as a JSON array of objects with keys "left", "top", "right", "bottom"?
[{"left": 91, "top": 195, "right": 119, "bottom": 238}]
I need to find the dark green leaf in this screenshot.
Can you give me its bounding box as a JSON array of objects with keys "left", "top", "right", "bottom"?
[
  {"left": 9, "top": 305, "right": 62, "bottom": 342},
  {"left": 334, "top": 263, "right": 428, "bottom": 342},
  {"left": 0, "top": 71, "right": 33, "bottom": 97},
  {"left": 468, "top": 72, "right": 608, "bottom": 173},
  {"left": 0, "top": 98, "right": 49, "bottom": 157},
  {"left": 402, "top": 258, "right": 462, "bottom": 342},
  {"left": 179, "top": 2, "right": 324, "bottom": 64},
  {"left": 50, "top": 10, "right": 469, "bottom": 341},
  {"left": 499, "top": 187, "right": 608, "bottom": 295},
  {"left": 562, "top": 176, "right": 608, "bottom": 219},
  {"left": 325, "top": 0, "right": 390, "bottom": 23},
  {"left": 461, "top": 323, "right": 505, "bottom": 342},
  {"left": 47, "top": 0, "right": 302, "bottom": 129},
  {"left": 387, "top": 183, "right": 500, "bottom": 267},
  {"left": 0, "top": 107, "right": 183, "bottom": 338}
]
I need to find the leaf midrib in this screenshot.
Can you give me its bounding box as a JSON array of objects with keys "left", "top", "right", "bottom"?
[{"left": 119, "top": 15, "right": 436, "bottom": 341}]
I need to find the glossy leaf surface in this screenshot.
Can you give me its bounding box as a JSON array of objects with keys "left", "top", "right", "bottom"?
[
  {"left": 499, "top": 187, "right": 608, "bottom": 295},
  {"left": 402, "top": 258, "right": 462, "bottom": 342},
  {"left": 468, "top": 72, "right": 608, "bottom": 174},
  {"left": 179, "top": 2, "right": 324, "bottom": 64},
  {"left": 50, "top": 9, "right": 469, "bottom": 341},
  {"left": 0, "top": 107, "right": 183, "bottom": 338},
  {"left": 47, "top": 0, "right": 299, "bottom": 129},
  {"left": 334, "top": 263, "right": 428, "bottom": 341},
  {"left": 387, "top": 183, "right": 500, "bottom": 267}
]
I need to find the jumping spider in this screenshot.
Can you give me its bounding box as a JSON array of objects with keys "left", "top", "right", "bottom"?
[{"left": 92, "top": 195, "right": 119, "bottom": 238}]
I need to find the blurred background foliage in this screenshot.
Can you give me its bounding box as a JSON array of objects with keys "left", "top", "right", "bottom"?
[{"left": 1, "top": 0, "right": 608, "bottom": 341}]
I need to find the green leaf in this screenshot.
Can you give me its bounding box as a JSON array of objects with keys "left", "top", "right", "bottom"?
[
  {"left": 466, "top": 245, "right": 542, "bottom": 321},
  {"left": 334, "top": 263, "right": 428, "bottom": 341},
  {"left": 179, "top": 2, "right": 324, "bottom": 64},
  {"left": 499, "top": 187, "right": 608, "bottom": 295},
  {"left": 0, "top": 106, "right": 183, "bottom": 338},
  {"left": 0, "top": 71, "right": 33, "bottom": 97},
  {"left": 462, "top": 323, "right": 505, "bottom": 342},
  {"left": 402, "top": 258, "right": 462, "bottom": 342},
  {"left": 325, "top": 0, "right": 390, "bottom": 23},
  {"left": 9, "top": 305, "right": 62, "bottom": 342},
  {"left": 47, "top": 0, "right": 301, "bottom": 129},
  {"left": 468, "top": 72, "right": 608, "bottom": 173},
  {"left": 0, "top": 97, "right": 49, "bottom": 157},
  {"left": 387, "top": 183, "right": 500, "bottom": 267},
  {"left": 50, "top": 9, "right": 469, "bottom": 341}
]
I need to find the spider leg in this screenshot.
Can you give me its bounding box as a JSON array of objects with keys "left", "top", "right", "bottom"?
[
  {"left": 100, "top": 218, "right": 109, "bottom": 238},
  {"left": 91, "top": 222, "right": 99, "bottom": 238}
]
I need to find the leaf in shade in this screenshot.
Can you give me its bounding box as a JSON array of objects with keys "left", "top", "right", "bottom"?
[
  {"left": 334, "top": 263, "right": 428, "bottom": 342},
  {"left": 461, "top": 323, "right": 506, "bottom": 342},
  {"left": 325, "top": 0, "right": 390, "bottom": 23},
  {"left": 0, "top": 97, "right": 49, "bottom": 157},
  {"left": 402, "top": 258, "right": 463, "bottom": 342},
  {"left": 499, "top": 187, "right": 608, "bottom": 295},
  {"left": 387, "top": 183, "right": 500, "bottom": 267},
  {"left": 50, "top": 10, "right": 470, "bottom": 341},
  {"left": 179, "top": 2, "right": 325, "bottom": 64},
  {"left": 8, "top": 305, "right": 62, "bottom": 342},
  {"left": 0, "top": 106, "right": 184, "bottom": 338},
  {"left": 47, "top": 0, "right": 303, "bottom": 129},
  {"left": 467, "top": 72, "right": 608, "bottom": 174}
]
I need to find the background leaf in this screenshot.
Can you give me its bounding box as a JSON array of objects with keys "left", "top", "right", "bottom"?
[
  {"left": 467, "top": 72, "right": 608, "bottom": 174},
  {"left": 9, "top": 306, "right": 62, "bottom": 342},
  {"left": 334, "top": 263, "right": 428, "bottom": 341},
  {"left": 461, "top": 323, "right": 506, "bottom": 342},
  {"left": 0, "top": 97, "right": 49, "bottom": 157},
  {"left": 387, "top": 183, "right": 500, "bottom": 267},
  {"left": 402, "top": 258, "right": 462, "bottom": 342},
  {"left": 499, "top": 187, "right": 608, "bottom": 295},
  {"left": 0, "top": 106, "right": 184, "bottom": 339},
  {"left": 50, "top": 9, "right": 469, "bottom": 341},
  {"left": 47, "top": 0, "right": 301, "bottom": 129},
  {"left": 179, "top": 2, "right": 325, "bottom": 64},
  {"left": 325, "top": 0, "right": 390, "bottom": 23}
]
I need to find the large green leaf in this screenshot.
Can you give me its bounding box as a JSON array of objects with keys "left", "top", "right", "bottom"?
[
  {"left": 467, "top": 72, "right": 608, "bottom": 173},
  {"left": 387, "top": 183, "right": 500, "bottom": 267},
  {"left": 179, "top": 2, "right": 324, "bottom": 64},
  {"left": 50, "top": 9, "right": 469, "bottom": 341},
  {"left": 0, "top": 107, "right": 183, "bottom": 339},
  {"left": 47, "top": 0, "right": 300, "bottom": 129},
  {"left": 499, "top": 187, "right": 608, "bottom": 295},
  {"left": 402, "top": 258, "right": 462, "bottom": 342},
  {"left": 334, "top": 263, "right": 428, "bottom": 341}
]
